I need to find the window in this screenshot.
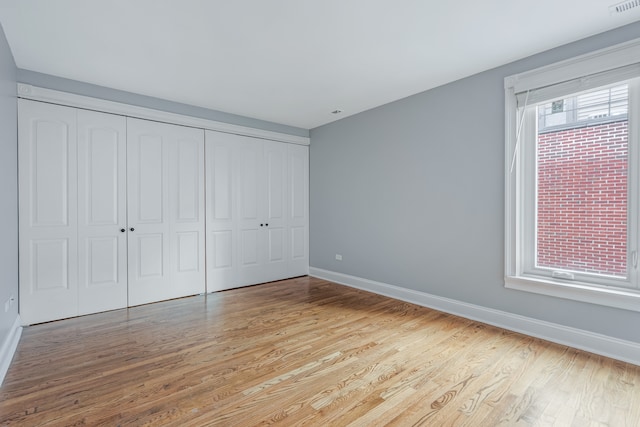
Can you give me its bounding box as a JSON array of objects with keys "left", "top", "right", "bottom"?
[
  {"left": 538, "top": 85, "right": 629, "bottom": 131},
  {"left": 536, "top": 84, "right": 629, "bottom": 279},
  {"left": 504, "top": 39, "right": 640, "bottom": 312}
]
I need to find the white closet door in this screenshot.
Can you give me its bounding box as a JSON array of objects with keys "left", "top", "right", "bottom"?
[
  {"left": 169, "top": 125, "right": 205, "bottom": 295},
  {"left": 236, "top": 138, "right": 288, "bottom": 285},
  {"left": 77, "top": 110, "right": 128, "bottom": 315},
  {"left": 287, "top": 144, "right": 309, "bottom": 277},
  {"left": 236, "top": 136, "right": 265, "bottom": 286},
  {"left": 205, "top": 130, "right": 239, "bottom": 291},
  {"left": 126, "top": 118, "right": 169, "bottom": 305},
  {"left": 127, "top": 118, "right": 204, "bottom": 306},
  {"left": 262, "top": 141, "right": 288, "bottom": 282},
  {"left": 18, "top": 100, "right": 78, "bottom": 325},
  {"left": 205, "top": 131, "right": 307, "bottom": 292}
]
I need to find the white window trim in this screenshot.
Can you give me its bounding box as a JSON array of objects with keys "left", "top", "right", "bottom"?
[
  {"left": 504, "top": 38, "right": 640, "bottom": 313},
  {"left": 505, "top": 276, "right": 640, "bottom": 312}
]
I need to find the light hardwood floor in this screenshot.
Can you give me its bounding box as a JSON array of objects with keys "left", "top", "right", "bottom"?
[{"left": 1, "top": 276, "right": 639, "bottom": 426}]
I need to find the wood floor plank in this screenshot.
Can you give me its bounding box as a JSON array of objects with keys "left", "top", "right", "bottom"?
[{"left": 1, "top": 276, "right": 638, "bottom": 426}]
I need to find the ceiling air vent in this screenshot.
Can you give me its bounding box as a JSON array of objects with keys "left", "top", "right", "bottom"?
[{"left": 609, "top": 0, "right": 640, "bottom": 14}]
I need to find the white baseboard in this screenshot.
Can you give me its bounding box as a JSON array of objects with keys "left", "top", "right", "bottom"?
[
  {"left": 309, "top": 267, "right": 640, "bottom": 366},
  {"left": 0, "top": 315, "right": 22, "bottom": 386}
]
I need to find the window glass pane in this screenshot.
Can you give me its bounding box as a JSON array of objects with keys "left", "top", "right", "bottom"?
[
  {"left": 536, "top": 84, "right": 629, "bottom": 277},
  {"left": 538, "top": 84, "right": 629, "bottom": 131}
]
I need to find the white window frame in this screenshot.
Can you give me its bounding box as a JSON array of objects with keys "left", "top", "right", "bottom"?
[{"left": 504, "top": 38, "right": 640, "bottom": 312}]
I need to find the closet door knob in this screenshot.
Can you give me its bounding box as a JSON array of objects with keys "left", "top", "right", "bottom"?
[
  {"left": 260, "top": 224, "right": 264, "bottom": 227},
  {"left": 265, "top": 223, "right": 269, "bottom": 227},
  {"left": 120, "top": 228, "right": 126, "bottom": 233},
  {"left": 130, "top": 227, "right": 135, "bottom": 232}
]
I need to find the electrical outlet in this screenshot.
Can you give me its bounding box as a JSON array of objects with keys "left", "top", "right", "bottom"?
[
  {"left": 335, "top": 254, "right": 342, "bottom": 261},
  {"left": 5, "top": 295, "right": 15, "bottom": 313}
]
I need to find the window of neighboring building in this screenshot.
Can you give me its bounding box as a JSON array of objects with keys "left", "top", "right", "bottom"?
[
  {"left": 538, "top": 84, "right": 629, "bottom": 131},
  {"left": 504, "top": 39, "right": 640, "bottom": 312}
]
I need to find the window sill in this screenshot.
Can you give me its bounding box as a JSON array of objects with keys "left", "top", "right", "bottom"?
[{"left": 505, "top": 275, "right": 640, "bottom": 312}]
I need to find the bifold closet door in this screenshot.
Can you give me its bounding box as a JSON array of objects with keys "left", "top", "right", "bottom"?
[
  {"left": 18, "top": 101, "right": 79, "bottom": 325},
  {"left": 19, "top": 101, "right": 129, "bottom": 325},
  {"left": 126, "top": 118, "right": 205, "bottom": 306},
  {"left": 77, "top": 109, "right": 128, "bottom": 315},
  {"left": 205, "top": 131, "right": 289, "bottom": 291}
]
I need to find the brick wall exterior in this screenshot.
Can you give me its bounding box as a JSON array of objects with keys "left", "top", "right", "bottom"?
[{"left": 537, "top": 120, "right": 628, "bottom": 276}]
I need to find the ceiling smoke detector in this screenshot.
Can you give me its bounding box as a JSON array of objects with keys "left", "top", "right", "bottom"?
[{"left": 609, "top": 0, "right": 640, "bottom": 14}]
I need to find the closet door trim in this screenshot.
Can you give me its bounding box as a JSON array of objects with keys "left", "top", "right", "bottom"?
[{"left": 17, "top": 84, "right": 309, "bottom": 146}]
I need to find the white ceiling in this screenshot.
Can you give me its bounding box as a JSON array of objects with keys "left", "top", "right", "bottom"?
[{"left": 0, "top": 1, "right": 639, "bottom": 130}]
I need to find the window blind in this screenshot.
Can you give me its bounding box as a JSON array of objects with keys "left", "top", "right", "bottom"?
[{"left": 515, "top": 63, "right": 640, "bottom": 107}]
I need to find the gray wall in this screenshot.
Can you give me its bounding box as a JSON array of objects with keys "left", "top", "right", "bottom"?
[
  {"left": 17, "top": 69, "right": 309, "bottom": 139},
  {"left": 0, "top": 23, "right": 18, "bottom": 347},
  {"left": 310, "top": 22, "right": 640, "bottom": 343}
]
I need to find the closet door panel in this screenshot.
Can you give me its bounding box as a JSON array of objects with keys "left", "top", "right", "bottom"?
[
  {"left": 30, "top": 239, "right": 70, "bottom": 291},
  {"left": 137, "top": 135, "right": 165, "bottom": 223},
  {"left": 236, "top": 137, "right": 265, "bottom": 286},
  {"left": 127, "top": 119, "right": 171, "bottom": 305},
  {"left": 18, "top": 100, "right": 78, "bottom": 325},
  {"left": 205, "top": 131, "right": 238, "bottom": 291},
  {"left": 127, "top": 118, "right": 204, "bottom": 305},
  {"left": 212, "top": 231, "right": 233, "bottom": 269},
  {"left": 287, "top": 144, "right": 309, "bottom": 277},
  {"left": 263, "top": 141, "right": 287, "bottom": 281},
  {"left": 169, "top": 129, "right": 205, "bottom": 295},
  {"left": 175, "top": 138, "right": 200, "bottom": 222},
  {"left": 267, "top": 230, "right": 284, "bottom": 262},
  {"left": 239, "top": 143, "right": 261, "bottom": 221},
  {"left": 77, "top": 110, "right": 127, "bottom": 315},
  {"left": 137, "top": 233, "right": 164, "bottom": 277}
]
